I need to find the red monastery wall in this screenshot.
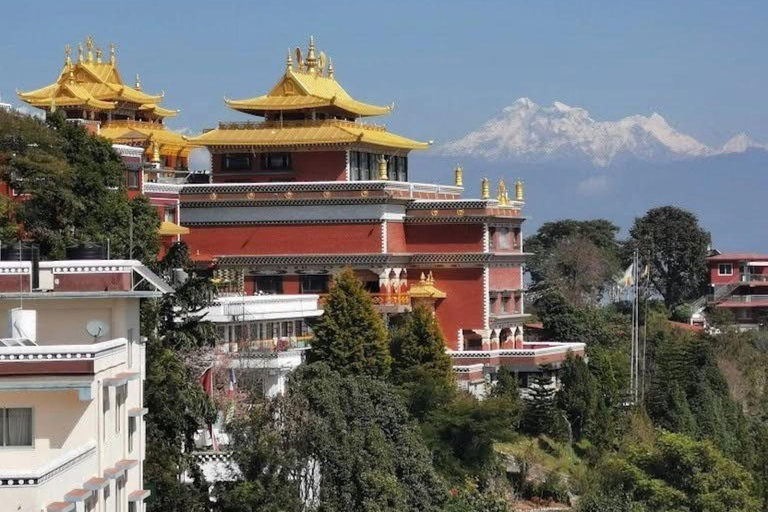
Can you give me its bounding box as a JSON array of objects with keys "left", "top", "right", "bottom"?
[
  {"left": 183, "top": 223, "right": 383, "bottom": 255},
  {"left": 428, "top": 267, "right": 485, "bottom": 350},
  {"left": 404, "top": 224, "right": 484, "bottom": 253},
  {"left": 489, "top": 266, "right": 522, "bottom": 290},
  {"left": 386, "top": 222, "right": 407, "bottom": 253}
]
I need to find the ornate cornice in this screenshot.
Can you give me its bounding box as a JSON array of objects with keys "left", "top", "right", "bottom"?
[
  {"left": 182, "top": 198, "right": 388, "bottom": 208},
  {"left": 182, "top": 219, "right": 384, "bottom": 227}
]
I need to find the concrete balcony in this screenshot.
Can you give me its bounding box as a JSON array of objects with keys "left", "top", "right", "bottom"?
[
  {"left": 319, "top": 292, "right": 411, "bottom": 314},
  {"left": 204, "top": 294, "right": 323, "bottom": 323},
  {"left": 0, "top": 338, "right": 130, "bottom": 398},
  {"left": 448, "top": 341, "right": 586, "bottom": 373}
]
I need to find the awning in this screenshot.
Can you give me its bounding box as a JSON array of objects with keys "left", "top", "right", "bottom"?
[
  {"left": 64, "top": 489, "right": 90, "bottom": 503},
  {"left": 158, "top": 220, "right": 190, "bottom": 236},
  {"left": 46, "top": 503, "right": 75, "bottom": 512}
]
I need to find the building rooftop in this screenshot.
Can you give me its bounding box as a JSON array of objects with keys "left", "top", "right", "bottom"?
[{"left": 706, "top": 253, "right": 768, "bottom": 262}]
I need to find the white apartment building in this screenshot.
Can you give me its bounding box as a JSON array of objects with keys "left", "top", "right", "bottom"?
[{"left": 0, "top": 258, "right": 171, "bottom": 512}]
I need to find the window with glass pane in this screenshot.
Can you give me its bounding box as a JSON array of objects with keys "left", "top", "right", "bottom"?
[
  {"left": 351, "top": 151, "right": 361, "bottom": 181},
  {"left": 126, "top": 171, "right": 139, "bottom": 189},
  {"left": 103, "top": 387, "right": 110, "bottom": 440},
  {"left": 361, "top": 153, "right": 371, "bottom": 180},
  {"left": 398, "top": 156, "right": 408, "bottom": 182},
  {"left": 128, "top": 417, "right": 136, "bottom": 452},
  {"left": 261, "top": 153, "right": 292, "bottom": 171},
  {"left": 301, "top": 274, "right": 330, "bottom": 293},
  {"left": 255, "top": 275, "right": 283, "bottom": 294},
  {"left": 1, "top": 408, "right": 33, "bottom": 446},
  {"left": 223, "top": 154, "right": 251, "bottom": 171}
]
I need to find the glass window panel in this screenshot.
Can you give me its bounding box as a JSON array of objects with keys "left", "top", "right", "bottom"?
[{"left": 6, "top": 408, "right": 32, "bottom": 446}]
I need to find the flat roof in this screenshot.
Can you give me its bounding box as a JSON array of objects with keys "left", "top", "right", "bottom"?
[{"left": 707, "top": 253, "right": 768, "bottom": 262}]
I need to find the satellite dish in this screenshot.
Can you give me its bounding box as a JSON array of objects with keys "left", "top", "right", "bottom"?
[{"left": 86, "top": 320, "right": 110, "bottom": 340}]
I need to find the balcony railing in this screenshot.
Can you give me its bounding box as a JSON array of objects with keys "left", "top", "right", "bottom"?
[
  {"left": 716, "top": 295, "right": 768, "bottom": 304},
  {"left": 319, "top": 292, "right": 410, "bottom": 308},
  {"left": 741, "top": 274, "right": 768, "bottom": 283},
  {"left": 220, "top": 336, "right": 311, "bottom": 355}
]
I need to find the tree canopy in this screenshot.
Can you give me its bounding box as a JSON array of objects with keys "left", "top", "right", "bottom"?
[
  {"left": 628, "top": 206, "right": 710, "bottom": 308},
  {"left": 308, "top": 268, "right": 391, "bottom": 378}
]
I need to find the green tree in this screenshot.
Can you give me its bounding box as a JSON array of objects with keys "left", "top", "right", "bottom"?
[
  {"left": 0, "top": 109, "right": 159, "bottom": 260},
  {"left": 390, "top": 305, "right": 453, "bottom": 384},
  {"left": 308, "top": 268, "right": 391, "bottom": 378},
  {"left": 525, "top": 219, "right": 622, "bottom": 289},
  {"left": 628, "top": 206, "right": 710, "bottom": 308},
  {"left": 219, "top": 363, "right": 448, "bottom": 511},
  {"left": 557, "top": 354, "right": 600, "bottom": 441},
  {"left": 522, "top": 371, "right": 565, "bottom": 439},
  {"left": 144, "top": 243, "right": 217, "bottom": 512},
  {"left": 599, "top": 432, "right": 762, "bottom": 512}
]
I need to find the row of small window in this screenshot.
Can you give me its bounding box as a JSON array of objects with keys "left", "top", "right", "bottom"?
[
  {"left": 103, "top": 384, "right": 136, "bottom": 453},
  {"left": 222, "top": 153, "right": 292, "bottom": 172},
  {"left": 217, "top": 320, "right": 312, "bottom": 343},
  {"left": 349, "top": 152, "right": 408, "bottom": 182},
  {"left": 254, "top": 275, "right": 330, "bottom": 294}
]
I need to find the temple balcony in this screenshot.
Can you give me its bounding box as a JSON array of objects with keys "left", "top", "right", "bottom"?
[
  {"left": 319, "top": 291, "right": 411, "bottom": 314},
  {"left": 449, "top": 340, "right": 586, "bottom": 379}
]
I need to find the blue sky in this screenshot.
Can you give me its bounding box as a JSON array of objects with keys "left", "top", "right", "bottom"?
[{"left": 2, "top": 0, "right": 767, "bottom": 148}]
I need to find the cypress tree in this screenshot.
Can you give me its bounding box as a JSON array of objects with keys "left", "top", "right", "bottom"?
[
  {"left": 389, "top": 305, "right": 453, "bottom": 384},
  {"left": 308, "top": 268, "right": 391, "bottom": 378}
]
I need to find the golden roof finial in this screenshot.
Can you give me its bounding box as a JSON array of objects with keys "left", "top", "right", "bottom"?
[
  {"left": 306, "top": 35, "right": 317, "bottom": 74},
  {"left": 420, "top": 272, "right": 427, "bottom": 282},
  {"left": 77, "top": 43, "right": 83, "bottom": 63},
  {"left": 497, "top": 179, "right": 508, "bottom": 206},
  {"left": 68, "top": 67, "right": 75, "bottom": 83},
  {"left": 427, "top": 271, "right": 435, "bottom": 284},
  {"left": 481, "top": 178, "right": 490, "bottom": 200},
  {"left": 152, "top": 141, "right": 161, "bottom": 164},
  {"left": 286, "top": 48, "right": 293, "bottom": 75},
  {"left": 378, "top": 155, "right": 388, "bottom": 180},
  {"left": 454, "top": 164, "right": 463, "bottom": 187},
  {"left": 135, "top": 74, "right": 141, "bottom": 91},
  {"left": 515, "top": 178, "right": 524, "bottom": 201},
  {"left": 86, "top": 35, "right": 94, "bottom": 63},
  {"left": 109, "top": 42, "right": 116, "bottom": 64},
  {"left": 64, "top": 44, "right": 72, "bottom": 66},
  {"left": 327, "top": 57, "right": 334, "bottom": 79},
  {"left": 96, "top": 47, "right": 103, "bottom": 64}
]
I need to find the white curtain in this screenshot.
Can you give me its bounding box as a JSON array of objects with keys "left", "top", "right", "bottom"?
[{"left": 6, "top": 408, "right": 32, "bottom": 446}]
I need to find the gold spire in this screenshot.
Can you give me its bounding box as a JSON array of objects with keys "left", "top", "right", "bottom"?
[
  {"left": 77, "top": 43, "right": 83, "bottom": 63},
  {"left": 454, "top": 164, "right": 463, "bottom": 187},
  {"left": 515, "top": 179, "right": 524, "bottom": 201},
  {"left": 86, "top": 35, "right": 94, "bottom": 63},
  {"left": 152, "top": 141, "right": 161, "bottom": 164},
  {"left": 378, "top": 155, "right": 388, "bottom": 180},
  {"left": 109, "top": 42, "right": 116, "bottom": 64},
  {"left": 286, "top": 48, "right": 293, "bottom": 75},
  {"left": 327, "top": 57, "right": 334, "bottom": 79},
  {"left": 497, "top": 179, "right": 508, "bottom": 205},
  {"left": 135, "top": 74, "right": 141, "bottom": 91},
  {"left": 481, "top": 178, "right": 490, "bottom": 199},
  {"left": 64, "top": 44, "right": 72, "bottom": 66},
  {"left": 68, "top": 66, "right": 75, "bottom": 83},
  {"left": 306, "top": 35, "right": 317, "bottom": 74},
  {"left": 96, "top": 47, "right": 103, "bottom": 64}
]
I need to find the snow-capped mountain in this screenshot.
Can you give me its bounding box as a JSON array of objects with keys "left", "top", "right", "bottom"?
[
  {"left": 437, "top": 98, "right": 765, "bottom": 167},
  {"left": 719, "top": 133, "right": 768, "bottom": 154}
]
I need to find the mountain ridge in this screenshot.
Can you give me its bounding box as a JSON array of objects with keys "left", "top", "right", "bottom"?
[{"left": 436, "top": 98, "right": 767, "bottom": 167}]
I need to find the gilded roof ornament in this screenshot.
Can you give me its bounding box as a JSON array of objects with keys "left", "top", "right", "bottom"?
[
  {"left": 318, "top": 51, "right": 327, "bottom": 74},
  {"left": 378, "top": 155, "right": 388, "bottom": 180},
  {"left": 454, "top": 164, "right": 463, "bottom": 187},
  {"left": 285, "top": 48, "right": 293, "bottom": 75},
  {"left": 515, "top": 178, "right": 524, "bottom": 201},
  {"left": 327, "top": 58, "right": 334, "bottom": 79},
  {"left": 306, "top": 35, "right": 317, "bottom": 74},
  {"left": 96, "top": 47, "right": 103, "bottom": 64},
  {"left": 481, "top": 178, "right": 490, "bottom": 199},
  {"left": 77, "top": 43, "right": 83, "bottom": 63},
  {"left": 135, "top": 74, "right": 141, "bottom": 91},
  {"left": 295, "top": 47, "right": 303, "bottom": 71},
  {"left": 86, "top": 35, "right": 94, "bottom": 63},
  {"left": 64, "top": 44, "right": 71, "bottom": 66},
  {"left": 497, "top": 179, "right": 508, "bottom": 205},
  {"left": 109, "top": 42, "right": 116, "bottom": 64}
]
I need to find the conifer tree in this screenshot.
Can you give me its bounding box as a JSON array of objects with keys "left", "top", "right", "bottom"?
[
  {"left": 522, "top": 370, "right": 561, "bottom": 438},
  {"left": 307, "top": 268, "right": 391, "bottom": 378},
  {"left": 390, "top": 305, "right": 453, "bottom": 384}
]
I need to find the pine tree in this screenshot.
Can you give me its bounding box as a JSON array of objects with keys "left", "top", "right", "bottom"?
[
  {"left": 307, "top": 268, "right": 391, "bottom": 378},
  {"left": 522, "top": 371, "right": 559, "bottom": 437},
  {"left": 390, "top": 305, "right": 453, "bottom": 384}
]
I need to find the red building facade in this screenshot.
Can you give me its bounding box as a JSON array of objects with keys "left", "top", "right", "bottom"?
[{"left": 706, "top": 253, "right": 768, "bottom": 328}]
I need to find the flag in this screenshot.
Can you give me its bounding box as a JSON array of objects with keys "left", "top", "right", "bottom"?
[
  {"left": 617, "top": 263, "right": 635, "bottom": 289},
  {"left": 227, "top": 368, "right": 237, "bottom": 397},
  {"left": 200, "top": 365, "right": 214, "bottom": 397}
]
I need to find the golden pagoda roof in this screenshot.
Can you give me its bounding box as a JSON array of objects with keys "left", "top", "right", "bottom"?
[
  {"left": 225, "top": 37, "right": 392, "bottom": 118},
  {"left": 408, "top": 272, "right": 447, "bottom": 299},
  {"left": 158, "top": 220, "right": 190, "bottom": 236},
  {"left": 190, "top": 119, "right": 428, "bottom": 151},
  {"left": 98, "top": 121, "right": 192, "bottom": 151},
  {"left": 17, "top": 37, "right": 177, "bottom": 117}
]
